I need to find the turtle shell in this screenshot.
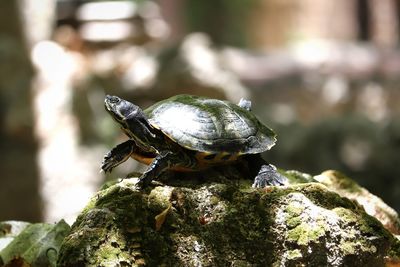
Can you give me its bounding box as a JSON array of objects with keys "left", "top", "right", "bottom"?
[{"left": 144, "top": 95, "right": 276, "bottom": 154}]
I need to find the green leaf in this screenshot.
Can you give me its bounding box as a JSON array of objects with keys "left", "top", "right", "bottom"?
[
  {"left": 0, "top": 221, "right": 31, "bottom": 252},
  {"left": 0, "top": 220, "right": 70, "bottom": 267}
]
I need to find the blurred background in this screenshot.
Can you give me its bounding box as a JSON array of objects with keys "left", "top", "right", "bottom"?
[{"left": 1, "top": 0, "right": 399, "bottom": 224}]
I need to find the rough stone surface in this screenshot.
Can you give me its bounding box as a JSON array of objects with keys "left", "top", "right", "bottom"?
[
  {"left": 315, "top": 170, "right": 400, "bottom": 235},
  {"left": 57, "top": 169, "right": 400, "bottom": 267}
]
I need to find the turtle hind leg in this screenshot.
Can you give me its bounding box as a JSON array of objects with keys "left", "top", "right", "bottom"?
[
  {"left": 252, "top": 164, "right": 288, "bottom": 188},
  {"left": 244, "top": 154, "right": 289, "bottom": 188}
]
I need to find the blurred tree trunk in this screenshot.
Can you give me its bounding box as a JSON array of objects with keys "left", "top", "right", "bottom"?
[
  {"left": 249, "top": 0, "right": 358, "bottom": 50},
  {"left": 159, "top": 0, "right": 186, "bottom": 44},
  {"left": 248, "top": 0, "right": 297, "bottom": 50},
  {"left": 369, "top": 0, "right": 399, "bottom": 47},
  {"left": 0, "top": 1, "right": 41, "bottom": 221}
]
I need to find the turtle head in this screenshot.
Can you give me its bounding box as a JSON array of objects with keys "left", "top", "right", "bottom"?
[
  {"left": 105, "top": 95, "right": 160, "bottom": 150},
  {"left": 105, "top": 95, "right": 143, "bottom": 123}
]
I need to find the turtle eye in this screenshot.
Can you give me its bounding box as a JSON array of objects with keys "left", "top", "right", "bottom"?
[{"left": 109, "top": 96, "right": 120, "bottom": 104}]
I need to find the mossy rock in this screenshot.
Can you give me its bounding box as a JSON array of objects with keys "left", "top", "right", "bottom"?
[
  {"left": 57, "top": 171, "right": 400, "bottom": 266},
  {"left": 315, "top": 170, "right": 400, "bottom": 234}
]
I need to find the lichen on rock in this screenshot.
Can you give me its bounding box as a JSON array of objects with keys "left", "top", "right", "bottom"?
[
  {"left": 315, "top": 170, "right": 400, "bottom": 234},
  {"left": 272, "top": 184, "right": 393, "bottom": 266},
  {"left": 57, "top": 171, "right": 400, "bottom": 267}
]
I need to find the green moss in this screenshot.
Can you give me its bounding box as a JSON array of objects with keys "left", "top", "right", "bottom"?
[
  {"left": 285, "top": 203, "right": 304, "bottom": 217},
  {"left": 286, "top": 216, "right": 302, "bottom": 228},
  {"left": 332, "top": 206, "right": 396, "bottom": 258},
  {"left": 388, "top": 236, "right": 400, "bottom": 258},
  {"left": 147, "top": 186, "right": 173, "bottom": 210},
  {"left": 284, "top": 201, "right": 305, "bottom": 229},
  {"left": 298, "top": 183, "right": 356, "bottom": 210},
  {"left": 335, "top": 206, "right": 393, "bottom": 242},
  {"left": 96, "top": 233, "right": 127, "bottom": 261},
  {"left": 237, "top": 180, "right": 254, "bottom": 193},
  {"left": 334, "top": 208, "right": 358, "bottom": 224},
  {"left": 309, "top": 225, "right": 326, "bottom": 240},
  {"left": 287, "top": 223, "right": 325, "bottom": 246},
  {"left": 286, "top": 249, "right": 302, "bottom": 260},
  {"left": 340, "top": 241, "right": 356, "bottom": 254},
  {"left": 283, "top": 170, "right": 315, "bottom": 184},
  {"left": 340, "top": 240, "right": 377, "bottom": 256},
  {"left": 209, "top": 195, "right": 220, "bottom": 205},
  {"left": 287, "top": 223, "right": 310, "bottom": 245},
  {"left": 320, "top": 171, "right": 363, "bottom": 193}
]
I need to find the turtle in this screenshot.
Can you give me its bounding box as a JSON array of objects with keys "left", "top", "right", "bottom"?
[{"left": 101, "top": 94, "right": 288, "bottom": 188}]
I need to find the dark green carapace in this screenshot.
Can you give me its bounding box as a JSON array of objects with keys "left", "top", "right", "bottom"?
[
  {"left": 145, "top": 95, "right": 276, "bottom": 154},
  {"left": 101, "top": 94, "right": 287, "bottom": 188}
]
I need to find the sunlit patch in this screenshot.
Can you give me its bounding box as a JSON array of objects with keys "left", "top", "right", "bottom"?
[
  {"left": 145, "top": 18, "right": 170, "bottom": 39},
  {"left": 31, "top": 41, "right": 76, "bottom": 81},
  {"left": 340, "top": 138, "right": 371, "bottom": 170},
  {"left": 180, "top": 33, "right": 249, "bottom": 102},
  {"left": 357, "top": 83, "right": 388, "bottom": 122},
  {"left": 269, "top": 104, "right": 296, "bottom": 125},
  {"left": 122, "top": 55, "right": 158, "bottom": 88},
  {"left": 79, "top": 21, "right": 134, "bottom": 42},
  {"left": 77, "top": 1, "right": 137, "bottom": 21},
  {"left": 151, "top": 105, "right": 205, "bottom": 137},
  {"left": 32, "top": 41, "right": 99, "bottom": 224},
  {"left": 322, "top": 75, "right": 349, "bottom": 105}
]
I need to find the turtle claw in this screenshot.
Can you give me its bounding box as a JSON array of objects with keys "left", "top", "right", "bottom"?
[
  {"left": 101, "top": 152, "right": 124, "bottom": 173},
  {"left": 135, "top": 174, "right": 155, "bottom": 189},
  {"left": 100, "top": 153, "right": 115, "bottom": 173},
  {"left": 101, "top": 140, "right": 136, "bottom": 173},
  {"left": 135, "top": 179, "right": 147, "bottom": 189},
  {"left": 100, "top": 164, "right": 112, "bottom": 173},
  {"left": 252, "top": 164, "right": 289, "bottom": 188}
]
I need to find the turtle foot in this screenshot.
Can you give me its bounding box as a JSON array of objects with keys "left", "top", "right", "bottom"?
[
  {"left": 136, "top": 178, "right": 151, "bottom": 189},
  {"left": 252, "top": 164, "right": 289, "bottom": 188},
  {"left": 101, "top": 140, "right": 136, "bottom": 173},
  {"left": 101, "top": 151, "right": 117, "bottom": 173}
]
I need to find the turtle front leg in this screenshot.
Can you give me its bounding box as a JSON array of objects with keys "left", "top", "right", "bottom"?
[
  {"left": 137, "top": 151, "right": 194, "bottom": 188},
  {"left": 101, "top": 140, "right": 136, "bottom": 172},
  {"left": 101, "top": 140, "right": 155, "bottom": 172},
  {"left": 244, "top": 154, "right": 288, "bottom": 188}
]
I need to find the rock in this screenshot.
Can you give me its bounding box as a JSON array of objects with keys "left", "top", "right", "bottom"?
[
  {"left": 315, "top": 170, "right": 400, "bottom": 235},
  {"left": 57, "top": 171, "right": 400, "bottom": 266}
]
